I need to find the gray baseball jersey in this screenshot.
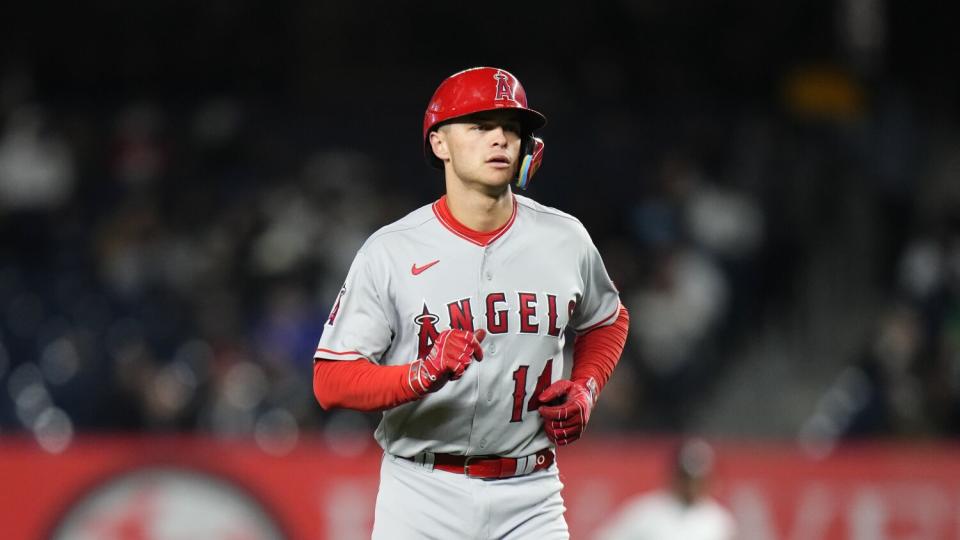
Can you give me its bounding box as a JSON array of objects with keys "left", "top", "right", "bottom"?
[{"left": 315, "top": 194, "right": 620, "bottom": 458}]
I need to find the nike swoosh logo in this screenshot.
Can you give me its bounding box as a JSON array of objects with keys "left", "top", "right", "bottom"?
[{"left": 411, "top": 260, "right": 440, "bottom": 276}]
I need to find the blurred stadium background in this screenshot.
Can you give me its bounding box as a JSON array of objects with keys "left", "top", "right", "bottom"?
[{"left": 1, "top": 1, "right": 959, "bottom": 538}]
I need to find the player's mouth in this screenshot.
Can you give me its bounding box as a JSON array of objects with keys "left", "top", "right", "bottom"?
[{"left": 486, "top": 155, "right": 512, "bottom": 168}]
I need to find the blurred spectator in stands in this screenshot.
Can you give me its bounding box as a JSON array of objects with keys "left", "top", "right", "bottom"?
[
  {"left": 683, "top": 162, "right": 764, "bottom": 340},
  {"left": 628, "top": 155, "right": 729, "bottom": 428},
  {"left": 629, "top": 247, "right": 727, "bottom": 425},
  {"left": 895, "top": 214, "right": 960, "bottom": 435},
  {"left": 111, "top": 103, "right": 168, "bottom": 191},
  {"left": 594, "top": 438, "right": 735, "bottom": 540},
  {"left": 254, "top": 284, "right": 326, "bottom": 371},
  {"left": 684, "top": 167, "right": 764, "bottom": 264},
  {"left": 0, "top": 105, "right": 75, "bottom": 211},
  {"left": 844, "top": 303, "right": 927, "bottom": 437},
  {"left": 813, "top": 213, "right": 960, "bottom": 445}
]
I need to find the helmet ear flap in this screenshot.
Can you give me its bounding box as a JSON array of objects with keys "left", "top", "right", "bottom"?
[{"left": 515, "top": 136, "right": 544, "bottom": 190}]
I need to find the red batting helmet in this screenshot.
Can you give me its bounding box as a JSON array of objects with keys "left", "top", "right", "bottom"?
[{"left": 423, "top": 67, "right": 547, "bottom": 189}]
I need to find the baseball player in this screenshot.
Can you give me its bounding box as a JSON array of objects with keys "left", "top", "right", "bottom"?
[
  {"left": 594, "top": 439, "right": 736, "bottom": 540},
  {"left": 312, "top": 66, "right": 629, "bottom": 539}
]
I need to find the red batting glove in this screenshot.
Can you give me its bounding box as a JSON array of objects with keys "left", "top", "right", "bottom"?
[
  {"left": 408, "top": 329, "right": 486, "bottom": 396},
  {"left": 537, "top": 378, "right": 598, "bottom": 446}
]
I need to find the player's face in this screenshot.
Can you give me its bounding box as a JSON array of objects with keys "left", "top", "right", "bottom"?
[{"left": 436, "top": 111, "right": 523, "bottom": 190}]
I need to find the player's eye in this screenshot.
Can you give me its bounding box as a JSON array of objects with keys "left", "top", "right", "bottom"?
[{"left": 475, "top": 121, "right": 520, "bottom": 134}]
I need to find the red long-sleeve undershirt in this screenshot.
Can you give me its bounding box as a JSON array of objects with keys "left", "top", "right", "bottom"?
[
  {"left": 313, "top": 305, "right": 629, "bottom": 412},
  {"left": 312, "top": 359, "right": 418, "bottom": 412},
  {"left": 571, "top": 304, "right": 629, "bottom": 394}
]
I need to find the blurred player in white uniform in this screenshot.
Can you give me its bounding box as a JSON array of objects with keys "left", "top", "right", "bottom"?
[
  {"left": 312, "top": 66, "right": 629, "bottom": 539},
  {"left": 594, "top": 439, "right": 736, "bottom": 540}
]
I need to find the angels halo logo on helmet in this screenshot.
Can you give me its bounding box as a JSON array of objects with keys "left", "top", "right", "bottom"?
[
  {"left": 493, "top": 71, "right": 515, "bottom": 101},
  {"left": 423, "top": 67, "right": 547, "bottom": 189}
]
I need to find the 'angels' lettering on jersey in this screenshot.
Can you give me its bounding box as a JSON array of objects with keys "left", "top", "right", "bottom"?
[{"left": 415, "top": 292, "right": 568, "bottom": 358}]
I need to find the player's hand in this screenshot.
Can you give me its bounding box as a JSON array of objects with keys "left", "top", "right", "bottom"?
[
  {"left": 537, "top": 378, "right": 596, "bottom": 446},
  {"left": 408, "top": 329, "right": 486, "bottom": 396}
]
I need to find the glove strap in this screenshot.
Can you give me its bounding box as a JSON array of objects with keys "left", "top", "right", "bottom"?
[
  {"left": 407, "top": 360, "right": 431, "bottom": 397},
  {"left": 582, "top": 377, "right": 599, "bottom": 405}
]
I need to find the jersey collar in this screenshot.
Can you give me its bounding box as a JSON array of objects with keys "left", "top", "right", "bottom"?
[{"left": 432, "top": 195, "right": 518, "bottom": 247}]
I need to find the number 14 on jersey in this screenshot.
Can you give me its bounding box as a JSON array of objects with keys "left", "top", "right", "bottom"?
[{"left": 510, "top": 359, "right": 554, "bottom": 422}]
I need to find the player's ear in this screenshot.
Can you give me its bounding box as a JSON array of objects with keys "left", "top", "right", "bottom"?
[{"left": 429, "top": 129, "right": 450, "bottom": 162}]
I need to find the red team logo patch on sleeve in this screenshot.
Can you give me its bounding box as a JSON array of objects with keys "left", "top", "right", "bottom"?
[{"left": 327, "top": 286, "right": 346, "bottom": 326}]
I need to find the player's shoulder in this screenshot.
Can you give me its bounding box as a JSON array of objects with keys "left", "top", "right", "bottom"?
[
  {"left": 699, "top": 496, "right": 736, "bottom": 521},
  {"left": 612, "top": 490, "right": 675, "bottom": 520},
  {"left": 515, "top": 194, "right": 592, "bottom": 239},
  {"left": 359, "top": 201, "right": 437, "bottom": 252},
  {"left": 515, "top": 194, "right": 581, "bottom": 223},
  {"left": 632, "top": 490, "right": 675, "bottom": 509}
]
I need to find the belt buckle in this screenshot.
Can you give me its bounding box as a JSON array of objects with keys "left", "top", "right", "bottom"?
[{"left": 464, "top": 455, "right": 482, "bottom": 478}]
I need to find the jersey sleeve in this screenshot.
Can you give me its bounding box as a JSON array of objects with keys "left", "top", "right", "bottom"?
[
  {"left": 570, "top": 230, "right": 621, "bottom": 333},
  {"left": 314, "top": 249, "right": 395, "bottom": 364}
]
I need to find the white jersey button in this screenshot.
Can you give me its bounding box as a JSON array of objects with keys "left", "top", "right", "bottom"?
[{"left": 485, "top": 271, "right": 493, "bottom": 281}]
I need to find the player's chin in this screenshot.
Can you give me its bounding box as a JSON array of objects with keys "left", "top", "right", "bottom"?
[{"left": 477, "top": 168, "right": 515, "bottom": 188}]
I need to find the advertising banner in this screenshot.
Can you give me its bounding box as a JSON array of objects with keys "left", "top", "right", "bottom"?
[{"left": 1, "top": 436, "right": 957, "bottom": 539}]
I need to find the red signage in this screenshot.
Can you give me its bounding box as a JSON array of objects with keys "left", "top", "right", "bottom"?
[{"left": 1, "top": 436, "right": 958, "bottom": 540}]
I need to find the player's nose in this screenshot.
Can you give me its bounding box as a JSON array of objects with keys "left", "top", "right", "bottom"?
[{"left": 489, "top": 126, "right": 508, "bottom": 146}]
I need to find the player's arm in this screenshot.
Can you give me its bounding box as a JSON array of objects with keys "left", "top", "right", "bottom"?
[
  {"left": 314, "top": 329, "right": 486, "bottom": 412},
  {"left": 537, "top": 227, "right": 628, "bottom": 446},
  {"left": 569, "top": 303, "right": 629, "bottom": 398}
]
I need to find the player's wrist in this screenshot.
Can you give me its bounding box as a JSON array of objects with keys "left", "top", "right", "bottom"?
[
  {"left": 406, "top": 360, "right": 433, "bottom": 397},
  {"left": 572, "top": 377, "right": 598, "bottom": 407}
]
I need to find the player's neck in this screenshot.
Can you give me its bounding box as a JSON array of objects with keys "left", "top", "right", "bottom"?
[{"left": 443, "top": 181, "right": 514, "bottom": 233}]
